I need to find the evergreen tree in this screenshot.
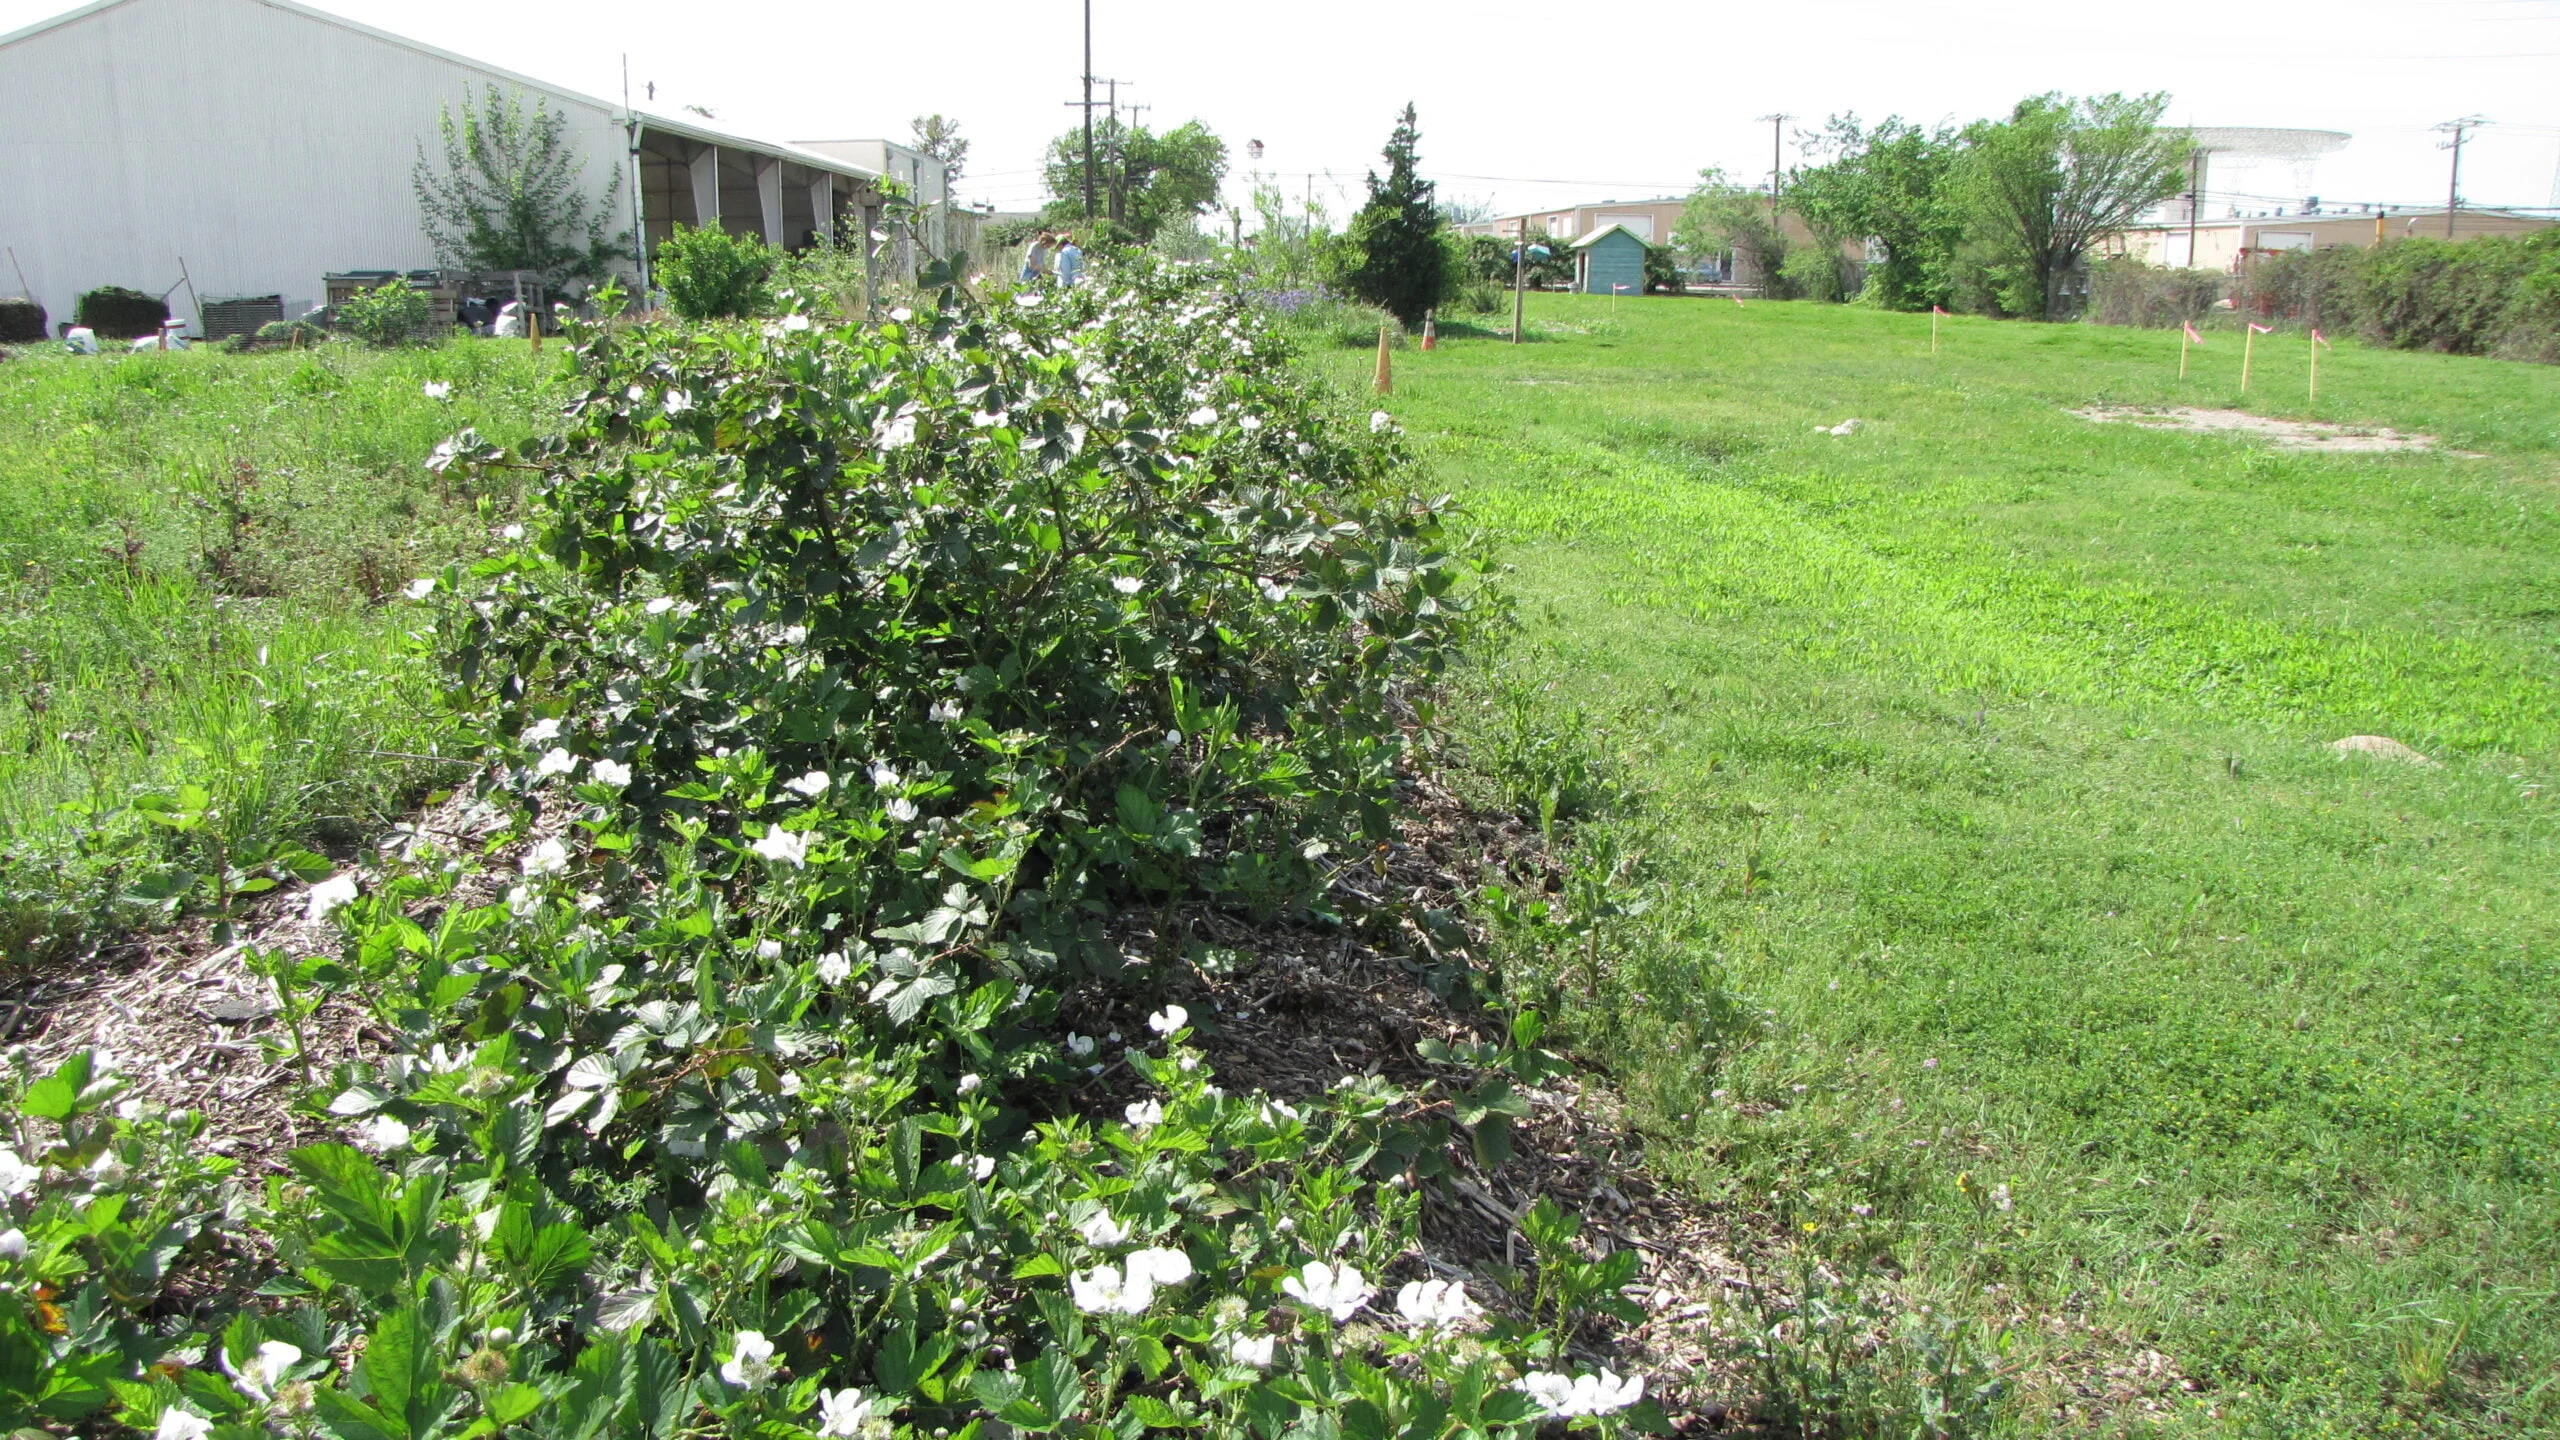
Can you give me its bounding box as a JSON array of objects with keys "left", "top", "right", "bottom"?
[{"left": 1336, "top": 105, "right": 1453, "bottom": 328}]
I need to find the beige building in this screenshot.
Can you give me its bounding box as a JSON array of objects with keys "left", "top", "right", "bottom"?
[
  {"left": 2104, "top": 208, "right": 2554, "bottom": 272},
  {"left": 1457, "top": 198, "right": 1853, "bottom": 288}
]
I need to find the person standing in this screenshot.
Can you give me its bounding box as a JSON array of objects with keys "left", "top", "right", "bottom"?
[
  {"left": 1022, "top": 231, "right": 1054, "bottom": 285},
  {"left": 1056, "top": 233, "right": 1084, "bottom": 289}
]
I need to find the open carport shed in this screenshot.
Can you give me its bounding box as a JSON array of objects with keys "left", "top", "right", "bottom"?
[{"left": 0, "top": 0, "right": 887, "bottom": 332}]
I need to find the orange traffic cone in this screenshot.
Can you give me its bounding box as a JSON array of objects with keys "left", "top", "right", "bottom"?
[{"left": 1421, "top": 310, "right": 1438, "bottom": 351}]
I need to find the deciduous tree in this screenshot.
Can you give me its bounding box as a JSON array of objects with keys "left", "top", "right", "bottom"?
[
  {"left": 413, "top": 84, "right": 626, "bottom": 286},
  {"left": 1956, "top": 92, "right": 2190, "bottom": 319}
]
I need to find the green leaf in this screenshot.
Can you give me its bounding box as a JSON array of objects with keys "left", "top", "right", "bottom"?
[{"left": 1012, "top": 1253, "right": 1065, "bottom": 1279}]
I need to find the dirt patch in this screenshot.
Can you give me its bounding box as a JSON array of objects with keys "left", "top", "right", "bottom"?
[
  {"left": 2329, "top": 734, "right": 2439, "bottom": 766},
  {"left": 2070, "top": 405, "right": 2470, "bottom": 455}
]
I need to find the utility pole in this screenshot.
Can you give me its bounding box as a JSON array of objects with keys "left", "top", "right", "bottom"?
[
  {"left": 2183, "top": 149, "right": 2202, "bottom": 269},
  {"left": 1082, "top": 0, "right": 1095, "bottom": 221},
  {"left": 2434, "top": 116, "right": 2485, "bottom": 239},
  {"left": 1512, "top": 215, "right": 1527, "bottom": 345},
  {"left": 1756, "top": 114, "right": 1791, "bottom": 207}
]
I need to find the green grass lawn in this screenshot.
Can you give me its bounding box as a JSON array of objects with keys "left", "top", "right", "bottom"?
[
  {"left": 1351, "top": 298, "right": 2560, "bottom": 1436},
  {"left": 0, "top": 340, "right": 560, "bottom": 954}
]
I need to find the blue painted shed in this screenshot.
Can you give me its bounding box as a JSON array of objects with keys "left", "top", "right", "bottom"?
[{"left": 1570, "top": 224, "right": 1650, "bottom": 296}]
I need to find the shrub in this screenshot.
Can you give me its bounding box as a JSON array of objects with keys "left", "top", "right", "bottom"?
[
  {"left": 1643, "top": 246, "right": 1683, "bottom": 295},
  {"left": 2088, "top": 257, "right": 2223, "bottom": 328},
  {"left": 74, "top": 285, "right": 168, "bottom": 339},
  {"left": 0, "top": 297, "right": 44, "bottom": 343},
  {"left": 1331, "top": 106, "right": 1456, "bottom": 327},
  {"left": 336, "top": 280, "right": 436, "bottom": 346},
  {"left": 654, "top": 223, "right": 777, "bottom": 320}
]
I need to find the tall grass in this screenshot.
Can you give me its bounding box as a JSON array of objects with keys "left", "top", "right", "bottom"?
[{"left": 0, "top": 340, "right": 562, "bottom": 955}]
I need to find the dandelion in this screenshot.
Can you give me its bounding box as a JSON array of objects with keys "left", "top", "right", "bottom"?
[
  {"left": 1077, "top": 1212, "right": 1131, "bottom": 1246},
  {"left": 592, "top": 757, "right": 633, "bottom": 787},
  {"left": 535, "top": 747, "right": 579, "bottom": 778},
  {"left": 355, "top": 1115, "right": 412, "bottom": 1153},
  {"left": 1125, "top": 1246, "right": 1193, "bottom": 1287},
  {"left": 1394, "top": 1279, "right": 1483, "bottom": 1331},
  {"left": 816, "top": 952, "right": 852, "bottom": 985},
  {"left": 1220, "top": 1333, "right": 1276, "bottom": 1369},
  {"left": 784, "top": 770, "right": 831, "bottom": 798},
  {"left": 1517, "top": 1370, "right": 1643, "bottom": 1418},
  {"left": 815, "top": 1389, "right": 873, "bottom": 1439},
  {"left": 885, "top": 798, "right": 920, "bottom": 824},
  {"left": 1281, "top": 1261, "right": 1372, "bottom": 1322},
  {"left": 522, "top": 717, "right": 563, "bottom": 744},
  {"left": 305, "top": 872, "right": 360, "bottom": 923},
  {"left": 1069, "top": 1262, "right": 1154, "bottom": 1315},
  {"left": 751, "top": 828, "right": 809, "bottom": 868},
  {"left": 404, "top": 577, "right": 437, "bottom": 601},
  {"left": 1123, "top": 1099, "right": 1163, "bottom": 1128},
  {"left": 1065, "top": 1033, "right": 1096, "bottom": 1059},
  {"left": 522, "top": 838, "right": 570, "bottom": 877},
  {"left": 154, "top": 1408, "right": 213, "bottom": 1440},
  {"left": 720, "top": 1330, "right": 778, "bottom": 1388},
  {"left": 1148, "top": 1005, "right": 1188, "bottom": 1035}
]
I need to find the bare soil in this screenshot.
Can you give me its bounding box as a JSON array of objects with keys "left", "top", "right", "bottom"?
[{"left": 2069, "top": 405, "right": 2470, "bottom": 454}]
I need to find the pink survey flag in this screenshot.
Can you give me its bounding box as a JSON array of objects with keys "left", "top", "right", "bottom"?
[
  {"left": 2311, "top": 328, "right": 2333, "bottom": 348},
  {"left": 2247, "top": 322, "right": 2274, "bottom": 335},
  {"left": 1731, "top": 295, "right": 1746, "bottom": 308},
  {"left": 2183, "top": 321, "right": 2204, "bottom": 344},
  {"left": 1932, "top": 306, "right": 1949, "bottom": 316}
]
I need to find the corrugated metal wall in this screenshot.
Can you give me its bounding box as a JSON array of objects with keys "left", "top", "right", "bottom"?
[{"left": 0, "top": 0, "right": 641, "bottom": 328}]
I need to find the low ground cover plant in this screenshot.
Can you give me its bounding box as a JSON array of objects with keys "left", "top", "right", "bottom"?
[
  {"left": 337, "top": 282, "right": 438, "bottom": 347},
  {"left": 0, "top": 263, "right": 1673, "bottom": 1440}
]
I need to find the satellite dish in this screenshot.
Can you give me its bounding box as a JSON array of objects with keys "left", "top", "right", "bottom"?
[{"left": 2179, "top": 128, "right": 2351, "bottom": 218}]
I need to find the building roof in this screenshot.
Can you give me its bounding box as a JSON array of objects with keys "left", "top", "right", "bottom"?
[
  {"left": 1569, "top": 223, "right": 1651, "bottom": 250},
  {"left": 0, "top": 0, "right": 883, "bottom": 182}
]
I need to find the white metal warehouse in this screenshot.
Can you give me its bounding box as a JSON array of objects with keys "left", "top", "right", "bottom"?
[{"left": 0, "top": 0, "right": 929, "bottom": 333}]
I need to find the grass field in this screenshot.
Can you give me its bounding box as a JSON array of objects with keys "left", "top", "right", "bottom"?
[
  {"left": 1350, "top": 299, "right": 2560, "bottom": 1436},
  {"left": 0, "top": 341, "right": 560, "bottom": 953}
]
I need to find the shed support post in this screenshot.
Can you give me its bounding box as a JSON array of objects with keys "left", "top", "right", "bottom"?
[
  {"left": 810, "top": 176, "right": 837, "bottom": 245},
  {"left": 757, "top": 159, "right": 786, "bottom": 246},
  {"left": 689, "top": 146, "right": 720, "bottom": 230}
]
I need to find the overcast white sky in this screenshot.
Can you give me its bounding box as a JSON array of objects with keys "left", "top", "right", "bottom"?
[{"left": 8, "top": 0, "right": 2559, "bottom": 219}]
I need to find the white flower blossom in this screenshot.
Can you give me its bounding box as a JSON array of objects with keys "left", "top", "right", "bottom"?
[
  {"left": 1124, "top": 1246, "right": 1193, "bottom": 1287},
  {"left": 756, "top": 939, "right": 784, "bottom": 961},
  {"left": 968, "top": 1155, "right": 996, "bottom": 1181},
  {"left": 522, "top": 838, "right": 570, "bottom": 877},
  {"left": 1394, "top": 1279, "right": 1483, "bottom": 1331},
  {"left": 1517, "top": 1370, "right": 1643, "bottom": 1418},
  {"left": 522, "top": 717, "right": 563, "bottom": 744},
  {"left": 663, "top": 389, "right": 694, "bottom": 416},
  {"left": 592, "top": 758, "right": 633, "bottom": 787},
  {"left": 154, "top": 1408, "right": 214, "bottom": 1440},
  {"left": 228, "top": 1340, "right": 303, "bottom": 1401},
  {"left": 1187, "top": 406, "right": 1220, "bottom": 427},
  {"left": 929, "top": 699, "right": 964, "bottom": 723},
  {"left": 404, "top": 577, "right": 437, "bottom": 601},
  {"left": 1281, "top": 1261, "right": 1373, "bottom": 1322},
  {"left": 1992, "top": 1183, "right": 2013, "bottom": 1212},
  {"left": 869, "top": 761, "right": 900, "bottom": 790},
  {"left": 815, "top": 1388, "right": 873, "bottom": 1439},
  {"left": 1066, "top": 1033, "right": 1096, "bottom": 1058},
  {"left": 1077, "top": 1212, "right": 1131, "bottom": 1246},
  {"left": 644, "top": 597, "right": 677, "bottom": 615},
  {"left": 779, "top": 313, "right": 812, "bottom": 333},
  {"left": 1370, "top": 410, "right": 1395, "bottom": 434},
  {"left": 784, "top": 771, "right": 831, "bottom": 798},
  {"left": 422, "top": 381, "right": 452, "bottom": 401},
  {"left": 877, "top": 411, "right": 918, "bottom": 451},
  {"left": 884, "top": 797, "right": 920, "bottom": 824},
  {"left": 1238, "top": 414, "right": 1263, "bottom": 431},
  {"left": 816, "top": 952, "right": 852, "bottom": 985},
  {"left": 751, "top": 828, "right": 809, "bottom": 868},
  {"left": 1257, "top": 1099, "right": 1301, "bottom": 1127},
  {"left": 957, "top": 1073, "right": 982, "bottom": 1095},
  {"left": 1148, "top": 1005, "right": 1188, "bottom": 1035},
  {"left": 355, "top": 1115, "right": 412, "bottom": 1153},
  {"left": 535, "top": 747, "right": 579, "bottom": 778},
  {"left": 1220, "top": 1333, "right": 1276, "bottom": 1369},
  {"left": 87, "top": 1150, "right": 130, "bottom": 1187},
  {"left": 1069, "top": 1262, "right": 1154, "bottom": 1315},
  {"left": 1123, "top": 1099, "right": 1163, "bottom": 1128},
  {"left": 720, "top": 1330, "right": 778, "bottom": 1388},
  {"left": 305, "top": 872, "right": 360, "bottom": 923},
  {"left": 502, "top": 524, "right": 525, "bottom": 541},
  {"left": 1112, "top": 575, "right": 1143, "bottom": 595},
  {"left": 0, "top": 1229, "right": 23, "bottom": 1260}
]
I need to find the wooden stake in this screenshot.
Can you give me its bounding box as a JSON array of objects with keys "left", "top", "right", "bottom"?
[
  {"left": 1511, "top": 217, "right": 1527, "bottom": 345},
  {"left": 2241, "top": 326, "right": 2255, "bottom": 393},
  {"left": 2309, "top": 335, "right": 2319, "bottom": 403},
  {"left": 1931, "top": 308, "right": 1939, "bottom": 355},
  {"left": 2179, "top": 326, "right": 2189, "bottom": 380},
  {"left": 530, "top": 307, "right": 543, "bottom": 353},
  {"left": 1374, "top": 325, "right": 1392, "bottom": 395}
]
